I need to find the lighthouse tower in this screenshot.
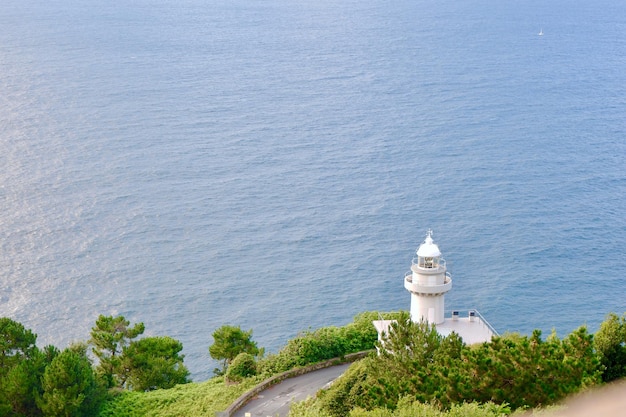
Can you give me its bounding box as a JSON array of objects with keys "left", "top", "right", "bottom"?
[
  {"left": 374, "top": 229, "right": 496, "bottom": 346},
  {"left": 404, "top": 230, "right": 452, "bottom": 325}
]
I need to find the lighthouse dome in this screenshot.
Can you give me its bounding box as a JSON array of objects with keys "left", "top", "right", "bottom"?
[{"left": 416, "top": 232, "right": 441, "bottom": 258}]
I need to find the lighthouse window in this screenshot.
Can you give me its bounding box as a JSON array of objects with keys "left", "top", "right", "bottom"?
[{"left": 424, "top": 257, "right": 434, "bottom": 268}]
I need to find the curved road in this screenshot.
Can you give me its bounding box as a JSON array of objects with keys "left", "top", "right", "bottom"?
[{"left": 233, "top": 363, "right": 350, "bottom": 417}]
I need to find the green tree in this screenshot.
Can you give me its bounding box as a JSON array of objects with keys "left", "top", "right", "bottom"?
[
  {"left": 0, "top": 317, "right": 41, "bottom": 416},
  {"left": 460, "top": 328, "right": 599, "bottom": 409},
  {"left": 37, "top": 348, "right": 103, "bottom": 417},
  {"left": 319, "top": 316, "right": 601, "bottom": 415},
  {"left": 594, "top": 312, "right": 626, "bottom": 382},
  {"left": 0, "top": 317, "right": 38, "bottom": 375},
  {"left": 319, "top": 313, "right": 467, "bottom": 416},
  {"left": 2, "top": 344, "right": 58, "bottom": 417},
  {"left": 89, "top": 315, "right": 145, "bottom": 388},
  {"left": 122, "top": 336, "right": 190, "bottom": 391},
  {"left": 209, "top": 325, "right": 259, "bottom": 374},
  {"left": 561, "top": 326, "right": 601, "bottom": 388},
  {"left": 368, "top": 313, "right": 465, "bottom": 408}
]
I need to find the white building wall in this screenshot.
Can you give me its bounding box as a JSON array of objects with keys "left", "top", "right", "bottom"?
[{"left": 410, "top": 293, "right": 445, "bottom": 324}]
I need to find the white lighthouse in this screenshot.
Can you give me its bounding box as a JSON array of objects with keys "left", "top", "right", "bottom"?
[
  {"left": 404, "top": 230, "right": 452, "bottom": 325},
  {"left": 373, "top": 230, "right": 497, "bottom": 345}
]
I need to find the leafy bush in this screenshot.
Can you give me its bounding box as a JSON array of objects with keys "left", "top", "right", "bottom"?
[
  {"left": 226, "top": 352, "right": 257, "bottom": 382},
  {"left": 257, "top": 311, "right": 401, "bottom": 376},
  {"left": 316, "top": 359, "right": 373, "bottom": 416}
]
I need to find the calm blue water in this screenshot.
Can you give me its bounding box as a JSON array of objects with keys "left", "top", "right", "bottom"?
[{"left": 1, "top": 0, "right": 624, "bottom": 380}]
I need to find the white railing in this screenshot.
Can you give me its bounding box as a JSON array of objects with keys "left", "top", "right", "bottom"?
[
  {"left": 404, "top": 271, "right": 452, "bottom": 285},
  {"left": 404, "top": 274, "right": 452, "bottom": 295}
]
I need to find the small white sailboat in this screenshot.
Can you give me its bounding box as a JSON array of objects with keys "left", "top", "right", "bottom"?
[{"left": 538, "top": 28, "right": 544, "bottom": 36}]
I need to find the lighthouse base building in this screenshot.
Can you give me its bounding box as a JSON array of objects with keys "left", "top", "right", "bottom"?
[{"left": 373, "top": 231, "right": 497, "bottom": 345}]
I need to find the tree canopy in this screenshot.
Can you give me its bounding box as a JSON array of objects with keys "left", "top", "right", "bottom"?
[
  {"left": 0, "top": 317, "right": 38, "bottom": 373},
  {"left": 123, "top": 336, "right": 190, "bottom": 391},
  {"left": 37, "top": 348, "right": 103, "bottom": 417},
  {"left": 594, "top": 312, "right": 626, "bottom": 382},
  {"left": 0, "top": 317, "right": 44, "bottom": 416},
  {"left": 317, "top": 312, "right": 603, "bottom": 416},
  {"left": 209, "top": 325, "right": 259, "bottom": 374},
  {"left": 89, "top": 314, "right": 145, "bottom": 388}
]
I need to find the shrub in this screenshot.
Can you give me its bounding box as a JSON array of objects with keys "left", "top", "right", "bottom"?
[
  {"left": 226, "top": 352, "right": 257, "bottom": 382},
  {"left": 257, "top": 311, "right": 399, "bottom": 376}
]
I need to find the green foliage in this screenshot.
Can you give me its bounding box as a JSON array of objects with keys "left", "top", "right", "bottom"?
[
  {"left": 97, "top": 376, "right": 261, "bottom": 417},
  {"left": 289, "top": 397, "right": 333, "bottom": 417},
  {"left": 319, "top": 313, "right": 467, "bottom": 415},
  {"left": 0, "top": 317, "right": 38, "bottom": 374},
  {"left": 316, "top": 358, "right": 373, "bottom": 416},
  {"left": 594, "top": 312, "right": 626, "bottom": 382},
  {"left": 562, "top": 326, "right": 601, "bottom": 388},
  {"left": 1, "top": 345, "right": 58, "bottom": 417},
  {"left": 1, "top": 311, "right": 621, "bottom": 417},
  {"left": 317, "top": 316, "right": 603, "bottom": 416},
  {"left": 265, "top": 326, "right": 346, "bottom": 371},
  {"left": 258, "top": 311, "right": 400, "bottom": 376},
  {"left": 225, "top": 352, "right": 257, "bottom": 382},
  {"left": 292, "top": 395, "right": 512, "bottom": 417},
  {"left": 353, "top": 400, "right": 510, "bottom": 417},
  {"left": 209, "top": 325, "right": 259, "bottom": 374},
  {"left": 122, "top": 336, "right": 190, "bottom": 391},
  {"left": 90, "top": 315, "right": 145, "bottom": 388},
  {"left": 373, "top": 313, "right": 465, "bottom": 404},
  {"left": 371, "top": 313, "right": 465, "bottom": 408},
  {"left": 454, "top": 327, "right": 599, "bottom": 409},
  {"left": 90, "top": 316, "right": 190, "bottom": 392},
  {"left": 37, "top": 348, "right": 104, "bottom": 417},
  {"left": 0, "top": 317, "right": 46, "bottom": 416}
]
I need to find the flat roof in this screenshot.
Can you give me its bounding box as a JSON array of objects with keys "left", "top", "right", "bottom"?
[{"left": 437, "top": 317, "right": 495, "bottom": 345}]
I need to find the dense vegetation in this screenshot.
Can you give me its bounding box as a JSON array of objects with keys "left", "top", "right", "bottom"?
[
  {"left": 0, "top": 315, "right": 189, "bottom": 417},
  {"left": 288, "top": 312, "right": 626, "bottom": 417},
  {"left": 290, "top": 396, "right": 520, "bottom": 417},
  {"left": 296, "top": 312, "right": 604, "bottom": 417},
  {"left": 1, "top": 311, "right": 624, "bottom": 417},
  {"left": 0, "top": 311, "right": 389, "bottom": 416},
  {"left": 97, "top": 376, "right": 260, "bottom": 417},
  {"left": 255, "top": 311, "right": 401, "bottom": 376}
]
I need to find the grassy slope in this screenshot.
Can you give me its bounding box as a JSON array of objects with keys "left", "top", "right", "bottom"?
[{"left": 98, "top": 376, "right": 261, "bottom": 417}]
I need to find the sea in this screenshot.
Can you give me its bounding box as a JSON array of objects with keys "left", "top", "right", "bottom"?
[{"left": 1, "top": 0, "right": 624, "bottom": 381}]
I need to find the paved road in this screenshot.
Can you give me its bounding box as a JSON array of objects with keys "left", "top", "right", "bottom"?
[{"left": 233, "top": 363, "right": 351, "bottom": 417}]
